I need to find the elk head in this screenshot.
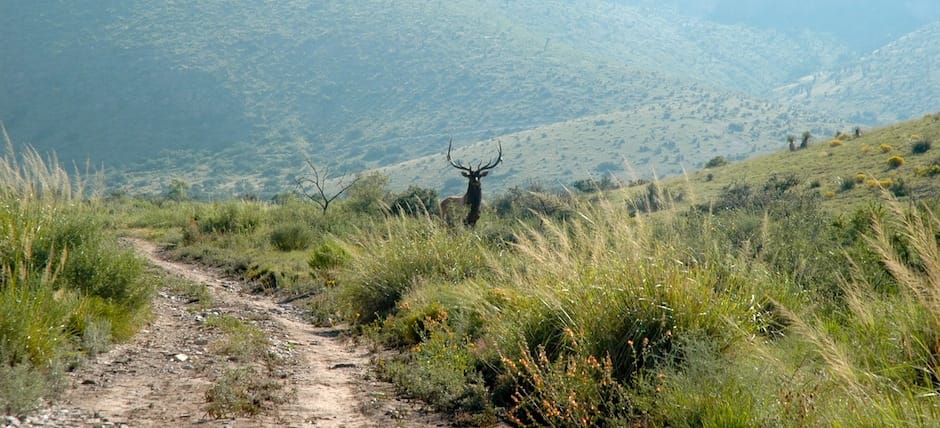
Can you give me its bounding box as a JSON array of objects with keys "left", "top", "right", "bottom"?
[{"left": 441, "top": 139, "right": 503, "bottom": 227}]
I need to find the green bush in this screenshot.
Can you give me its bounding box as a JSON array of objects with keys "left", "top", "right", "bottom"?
[
  {"left": 269, "top": 222, "right": 313, "bottom": 251},
  {"left": 389, "top": 185, "right": 439, "bottom": 216},
  {"left": 0, "top": 142, "right": 153, "bottom": 412},
  {"left": 333, "top": 218, "right": 491, "bottom": 324},
  {"left": 491, "top": 184, "right": 575, "bottom": 221},
  {"left": 199, "top": 201, "right": 262, "bottom": 234},
  {"left": 704, "top": 156, "right": 728, "bottom": 168},
  {"left": 381, "top": 322, "right": 487, "bottom": 413},
  {"left": 571, "top": 176, "right": 620, "bottom": 193},
  {"left": 911, "top": 138, "right": 932, "bottom": 154},
  {"left": 308, "top": 239, "right": 349, "bottom": 271}
]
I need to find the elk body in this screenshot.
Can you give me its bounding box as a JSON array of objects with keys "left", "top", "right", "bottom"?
[{"left": 441, "top": 139, "right": 502, "bottom": 227}]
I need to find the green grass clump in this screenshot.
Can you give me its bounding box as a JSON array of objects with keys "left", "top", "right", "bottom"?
[
  {"left": 332, "top": 217, "right": 493, "bottom": 324},
  {"left": 0, "top": 133, "right": 152, "bottom": 415},
  {"left": 197, "top": 200, "right": 263, "bottom": 234},
  {"left": 205, "top": 367, "right": 289, "bottom": 419},
  {"left": 204, "top": 314, "right": 271, "bottom": 362}
]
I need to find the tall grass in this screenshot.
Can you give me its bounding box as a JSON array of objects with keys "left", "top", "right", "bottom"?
[
  {"left": 0, "top": 126, "right": 151, "bottom": 416},
  {"left": 482, "top": 200, "right": 781, "bottom": 425},
  {"left": 774, "top": 198, "right": 940, "bottom": 425},
  {"left": 317, "top": 196, "right": 783, "bottom": 424},
  {"left": 319, "top": 183, "right": 940, "bottom": 425},
  {"left": 111, "top": 161, "right": 940, "bottom": 425}
]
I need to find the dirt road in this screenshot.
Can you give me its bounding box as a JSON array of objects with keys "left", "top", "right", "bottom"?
[{"left": 17, "top": 239, "right": 447, "bottom": 427}]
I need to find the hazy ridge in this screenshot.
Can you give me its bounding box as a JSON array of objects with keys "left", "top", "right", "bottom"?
[{"left": 1, "top": 1, "right": 937, "bottom": 196}]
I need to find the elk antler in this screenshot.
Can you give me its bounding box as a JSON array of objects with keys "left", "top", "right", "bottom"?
[
  {"left": 478, "top": 140, "right": 503, "bottom": 172},
  {"left": 446, "top": 138, "right": 472, "bottom": 172},
  {"left": 446, "top": 138, "right": 503, "bottom": 173}
]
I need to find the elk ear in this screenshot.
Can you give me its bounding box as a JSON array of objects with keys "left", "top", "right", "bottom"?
[
  {"left": 479, "top": 171, "right": 489, "bottom": 177},
  {"left": 461, "top": 172, "right": 470, "bottom": 178}
]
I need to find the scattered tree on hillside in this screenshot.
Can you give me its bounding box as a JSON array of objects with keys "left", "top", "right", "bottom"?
[
  {"left": 704, "top": 156, "right": 728, "bottom": 168},
  {"left": 294, "top": 157, "right": 360, "bottom": 213},
  {"left": 166, "top": 178, "right": 191, "bottom": 201},
  {"left": 800, "top": 131, "right": 812, "bottom": 149}
]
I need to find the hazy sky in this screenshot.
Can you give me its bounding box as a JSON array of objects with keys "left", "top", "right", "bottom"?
[{"left": 662, "top": 0, "right": 940, "bottom": 50}]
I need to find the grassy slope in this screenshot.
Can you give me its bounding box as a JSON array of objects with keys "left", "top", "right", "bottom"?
[
  {"left": 668, "top": 112, "right": 940, "bottom": 211},
  {"left": 378, "top": 95, "right": 847, "bottom": 195}
]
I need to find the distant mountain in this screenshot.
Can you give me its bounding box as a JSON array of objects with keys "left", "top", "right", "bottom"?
[
  {"left": 776, "top": 22, "right": 940, "bottom": 124},
  {"left": 0, "top": 1, "right": 934, "bottom": 196},
  {"left": 488, "top": 1, "right": 852, "bottom": 94}
]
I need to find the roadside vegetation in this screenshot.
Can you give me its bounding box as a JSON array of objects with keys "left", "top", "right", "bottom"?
[
  {"left": 7, "top": 113, "right": 940, "bottom": 425},
  {"left": 0, "top": 129, "right": 153, "bottom": 416}
]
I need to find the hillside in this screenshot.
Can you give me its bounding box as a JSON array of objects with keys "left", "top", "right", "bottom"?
[
  {"left": 776, "top": 22, "right": 940, "bottom": 124},
  {"left": 377, "top": 92, "right": 846, "bottom": 195},
  {"left": 0, "top": 1, "right": 851, "bottom": 197},
  {"left": 488, "top": 1, "right": 852, "bottom": 94},
  {"left": 2, "top": 1, "right": 938, "bottom": 197},
  {"left": 655, "top": 111, "right": 940, "bottom": 212}
]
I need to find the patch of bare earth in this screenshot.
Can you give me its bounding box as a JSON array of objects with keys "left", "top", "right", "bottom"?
[{"left": 20, "top": 239, "right": 449, "bottom": 427}]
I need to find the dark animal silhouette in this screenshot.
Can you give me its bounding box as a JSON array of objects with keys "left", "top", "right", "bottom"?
[{"left": 440, "top": 139, "right": 502, "bottom": 227}]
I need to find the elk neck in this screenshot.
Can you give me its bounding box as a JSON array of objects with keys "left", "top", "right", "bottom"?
[{"left": 465, "top": 178, "right": 483, "bottom": 210}]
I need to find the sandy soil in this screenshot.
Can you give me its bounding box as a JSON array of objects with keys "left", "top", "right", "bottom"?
[{"left": 18, "top": 239, "right": 449, "bottom": 427}]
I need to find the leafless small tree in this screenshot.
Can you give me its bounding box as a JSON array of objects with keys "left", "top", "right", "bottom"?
[{"left": 294, "top": 157, "right": 360, "bottom": 213}]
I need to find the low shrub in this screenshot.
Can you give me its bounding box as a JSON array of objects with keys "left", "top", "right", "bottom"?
[
  {"left": 389, "top": 186, "right": 439, "bottom": 216},
  {"left": 269, "top": 222, "right": 313, "bottom": 251},
  {"left": 308, "top": 239, "right": 349, "bottom": 271},
  {"left": 199, "top": 201, "right": 263, "bottom": 234},
  {"left": 887, "top": 155, "right": 905, "bottom": 168},
  {"left": 912, "top": 138, "right": 932, "bottom": 154},
  {"left": 205, "top": 367, "right": 288, "bottom": 419}
]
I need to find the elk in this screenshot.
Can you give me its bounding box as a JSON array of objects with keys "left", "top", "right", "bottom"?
[{"left": 440, "top": 139, "right": 503, "bottom": 227}]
